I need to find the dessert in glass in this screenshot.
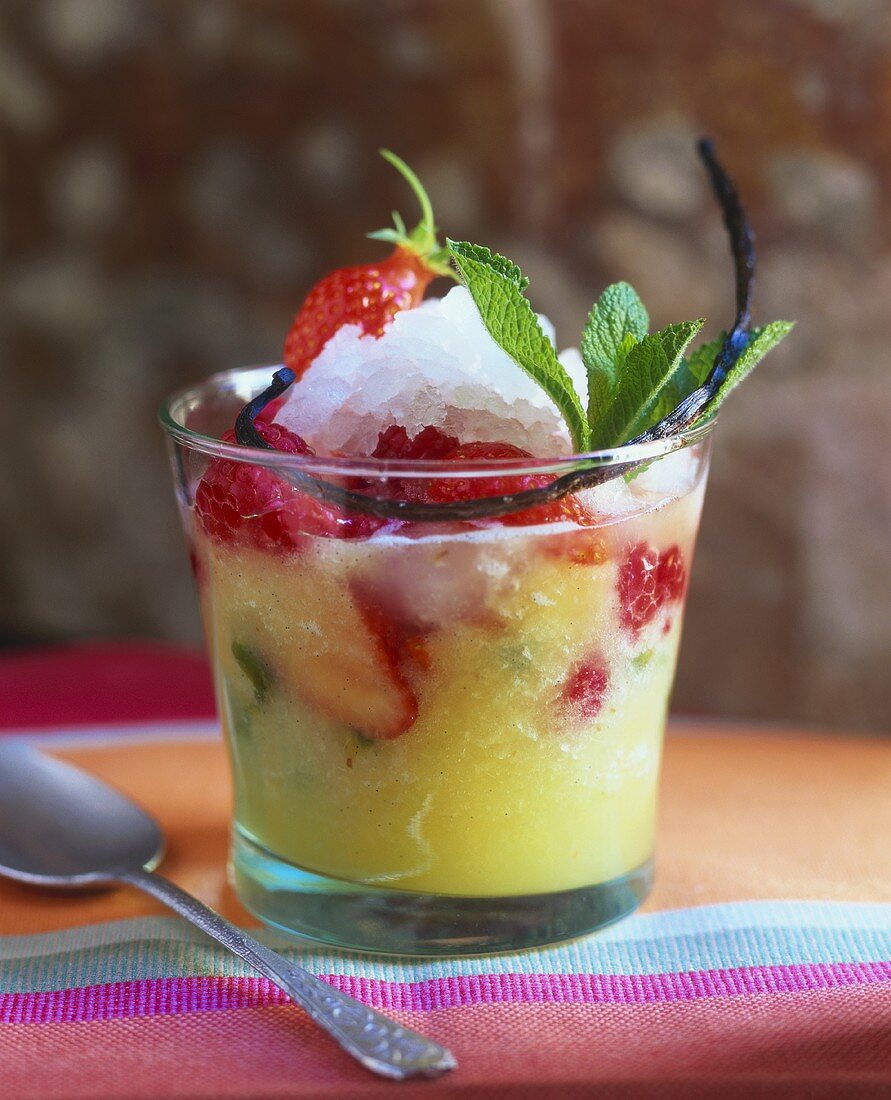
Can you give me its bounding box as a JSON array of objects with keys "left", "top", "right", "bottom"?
[{"left": 160, "top": 144, "right": 792, "bottom": 953}]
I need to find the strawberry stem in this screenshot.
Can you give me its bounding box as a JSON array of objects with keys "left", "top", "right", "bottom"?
[
  {"left": 368, "top": 150, "right": 455, "bottom": 279},
  {"left": 381, "top": 150, "right": 435, "bottom": 238}
]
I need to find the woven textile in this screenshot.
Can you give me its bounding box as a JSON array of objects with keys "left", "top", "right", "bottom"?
[{"left": 0, "top": 731, "right": 889, "bottom": 1097}]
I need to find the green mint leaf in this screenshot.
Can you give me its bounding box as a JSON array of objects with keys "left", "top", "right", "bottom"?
[
  {"left": 232, "top": 640, "right": 274, "bottom": 704},
  {"left": 447, "top": 239, "right": 589, "bottom": 450},
  {"left": 685, "top": 334, "right": 727, "bottom": 384},
  {"left": 582, "top": 283, "right": 649, "bottom": 429},
  {"left": 693, "top": 320, "right": 794, "bottom": 424},
  {"left": 591, "top": 319, "right": 704, "bottom": 447},
  {"left": 581, "top": 282, "right": 649, "bottom": 373},
  {"left": 447, "top": 240, "right": 529, "bottom": 290}
]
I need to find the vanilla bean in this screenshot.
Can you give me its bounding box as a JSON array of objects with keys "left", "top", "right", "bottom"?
[
  {"left": 628, "top": 137, "right": 755, "bottom": 443},
  {"left": 234, "top": 367, "right": 295, "bottom": 448}
]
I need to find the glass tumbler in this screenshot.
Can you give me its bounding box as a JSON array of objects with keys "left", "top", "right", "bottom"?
[{"left": 161, "top": 365, "right": 712, "bottom": 954}]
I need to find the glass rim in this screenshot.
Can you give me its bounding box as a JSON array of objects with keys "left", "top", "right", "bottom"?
[{"left": 159, "top": 363, "right": 716, "bottom": 480}]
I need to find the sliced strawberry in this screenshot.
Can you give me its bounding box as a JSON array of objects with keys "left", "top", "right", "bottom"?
[
  {"left": 195, "top": 423, "right": 382, "bottom": 549},
  {"left": 617, "top": 542, "right": 687, "bottom": 635},
  {"left": 278, "top": 579, "right": 418, "bottom": 740},
  {"left": 560, "top": 659, "right": 610, "bottom": 720},
  {"left": 403, "top": 635, "right": 432, "bottom": 671}
]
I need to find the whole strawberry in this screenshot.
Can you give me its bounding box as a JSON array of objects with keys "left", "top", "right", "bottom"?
[{"left": 283, "top": 151, "right": 453, "bottom": 381}]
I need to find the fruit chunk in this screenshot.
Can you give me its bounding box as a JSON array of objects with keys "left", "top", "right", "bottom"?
[
  {"left": 560, "top": 659, "right": 609, "bottom": 720},
  {"left": 195, "top": 423, "right": 381, "bottom": 549},
  {"left": 426, "top": 440, "right": 594, "bottom": 527},
  {"left": 284, "top": 153, "right": 451, "bottom": 381},
  {"left": 276, "top": 579, "right": 418, "bottom": 740},
  {"left": 617, "top": 542, "right": 687, "bottom": 634},
  {"left": 372, "top": 424, "right": 459, "bottom": 461},
  {"left": 367, "top": 424, "right": 460, "bottom": 503}
]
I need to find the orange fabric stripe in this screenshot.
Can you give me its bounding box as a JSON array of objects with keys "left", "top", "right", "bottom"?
[{"left": 1, "top": 726, "right": 888, "bottom": 937}]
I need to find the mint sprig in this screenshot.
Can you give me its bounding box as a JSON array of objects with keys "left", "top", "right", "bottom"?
[
  {"left": 446, "top": 240, "right": 793, "bottom": 452},
  {"left": 585, "top": 312, "right": 703, "bottom": 447},
  {"left": 447, "top": 239, "right": 590, "bottom": 451}
]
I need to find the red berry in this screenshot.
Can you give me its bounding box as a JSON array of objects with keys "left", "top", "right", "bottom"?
[
  {"left": 657, "top": 544, "right": 687, "bottom": 603},
  {"left": 365, "top": 424, "right": 461, "bottom": 504},
  {"left": 425, "top": 441, "right": 534, "bottom": 502},
  {"left": 372, "top": 424, "right": 459, "bottom": 461},
  {"left": 617, "top": 542, "right": 686, "bottom": 634},
  {"left": 284, "top": 248, "right": 437, "bottom": 381},
  {"left": 195, "top": 421, "right": 381, "bottom": 549},
  {"left": 426, "top": 440, "right": 593, "bottom": 527},
  {"left": 560, "top": 660, "right": 610, "bottom": 720},
  {"left": 283, "top": 153, "right": 451, "bottom": 380},
  {"left": 234, "top": 421, "right": 312, "bottom": 456}
]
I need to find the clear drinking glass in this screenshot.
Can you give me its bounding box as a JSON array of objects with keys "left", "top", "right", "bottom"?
[{"left": 160, "top": 365, "right": 712, "bottom": 954}]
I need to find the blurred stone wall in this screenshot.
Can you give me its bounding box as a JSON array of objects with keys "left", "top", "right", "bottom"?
[{"left": 1, "top": 0, "right": 889, "bottom": 730}]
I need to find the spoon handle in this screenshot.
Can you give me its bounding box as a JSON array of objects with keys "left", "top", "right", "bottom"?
[{"left": 119, "top": 867, "right": 455, "bottom": 1080}]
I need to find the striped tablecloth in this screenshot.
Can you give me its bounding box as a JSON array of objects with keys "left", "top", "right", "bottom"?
[{"left": 1, "top": 719, "right": 889, "bottom": 1098}]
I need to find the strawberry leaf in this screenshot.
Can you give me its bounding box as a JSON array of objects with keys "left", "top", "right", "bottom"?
[
  {"left": 447, "top": 239, "right": 589, "bottom": 451},
  {"left": 591, "top": 319, "right": 704, "bottom": 447}
]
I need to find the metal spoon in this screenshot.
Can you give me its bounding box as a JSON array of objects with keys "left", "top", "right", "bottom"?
[{"left": 0, "top": 742, "right": 455, "bottom": 1080}]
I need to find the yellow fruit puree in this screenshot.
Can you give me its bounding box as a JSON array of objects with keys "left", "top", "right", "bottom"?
[{"left": 197, "top": 477, "right": 704, "bottom": 897}]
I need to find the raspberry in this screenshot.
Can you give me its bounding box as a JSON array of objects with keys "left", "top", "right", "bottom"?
[
  {"left": 425, "top": 440, "right": 593, "bottom": 527},
  {"left": 372, "top": 424, "right": 459, "bottom": 461},
  {"left": 349, "top": 424, "right": 462, "bottom": 504},
  {"left": 617, "top": 542, "right": 686, "bottom": 634},
  {"left": 246, "top": 420, "right": 312, "bottom": 455},
  {"left": 657, "top": 544, "right": 687, "bottom": 603},
  {"left": 195, "top": 421, "right": 381, "bottom": 549},
  {"left": 560, "top": 660, "right": 609, "bottom": 720}
]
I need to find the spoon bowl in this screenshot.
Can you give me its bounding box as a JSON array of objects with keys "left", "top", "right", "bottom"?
[{"left": 0, "top": 743, "right": 163, "bottom": 888}]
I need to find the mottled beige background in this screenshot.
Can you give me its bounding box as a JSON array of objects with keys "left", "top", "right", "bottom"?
[{"left": 1, "top": 0, "right": 889, "bottom": 731}]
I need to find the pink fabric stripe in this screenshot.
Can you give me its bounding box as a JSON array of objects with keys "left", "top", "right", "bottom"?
[{"left": 1, "top": 961, "right": 889, "bottom": 1023}]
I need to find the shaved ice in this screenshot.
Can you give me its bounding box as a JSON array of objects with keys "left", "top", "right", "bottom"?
[{"left": 276, "top": 286, "right": 588, "bottom": 457}]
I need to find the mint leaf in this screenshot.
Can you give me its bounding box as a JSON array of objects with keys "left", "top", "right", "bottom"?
[
  {"left": 448, "top": 239, "right": 589, "bottom": 451},
  {"left": 693, "top": 320, "right": 794, "bottom": 424},
  {"left": 591, "top": 319, "right": 703, "bottom": 447},
  {"left": 582, "top": 282, "right": 649, "bottom": 431},
  {"left": 581, "top": 282, "right": 649, "bottom": 373},
  {"left": 446, "top": 241, "right": 529, "bottom": 290},
  {"left": 685, "top": 334, "right": 727, "bottom": 384},
  {"left": 232, "top": 640, "right": 274, "bottom": 704}
]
